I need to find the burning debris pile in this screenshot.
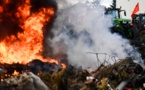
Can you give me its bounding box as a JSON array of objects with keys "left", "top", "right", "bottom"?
[
  {"left": 0, "top": 60, "right": 64, "bottom": 79},
  {"left": 0, "top": 0, "right": 145, "bottom": 90},
  {"left": 0, "top": 57, "right": 145, "bottom": 90},
  {"left": 0, "top": 60, "right": 63, "bottom": 90},
  {"left": 0, "top": 72, "right": 50, "bottom": 90}
]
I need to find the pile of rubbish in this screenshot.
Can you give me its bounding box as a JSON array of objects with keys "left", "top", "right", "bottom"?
[
  {"left": 0, "top": 72, "right": 50, "bottom": 90},
  {"left": 0, "top": 57, "right": 145, "bottom": 90},
  {"left": 40, "top": 57, "right": 145, "bottom": 90}
]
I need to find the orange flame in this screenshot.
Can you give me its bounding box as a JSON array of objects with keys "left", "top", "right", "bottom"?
[
  {"left": 4, "top": 0, "right": 10, "bottom": 4},
  {"left": 48, "top": 59, "right": 59, "bottom": 64},
  {"left": 0, "top": 0, "right": 65, "bottom": 68},
  {"left": 61, "top": 63, "right": 66, "bottom": 68},
  {"left": 0, "top": 6, "right": 3, "bottom": 13},
  {"left": 12, "top": 70, "right": 19, "bottom": 76}
]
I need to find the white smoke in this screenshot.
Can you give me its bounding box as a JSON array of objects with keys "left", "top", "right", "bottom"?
[
  {"left": 100, "top": 0, "right": 112, "bottom": 7},
  {"left": 65, "top": 0, "right": 94, "bottom": 5},
  {"left": 55, "top": 0, "right": 98, "bottom": 10},
  {"left": 48, "top": 0, "right": 141, "bottom": 68}
]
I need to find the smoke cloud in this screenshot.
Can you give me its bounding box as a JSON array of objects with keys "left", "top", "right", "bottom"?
[{"left": 47, "top": 0, "right": 141, "bottom": 68}]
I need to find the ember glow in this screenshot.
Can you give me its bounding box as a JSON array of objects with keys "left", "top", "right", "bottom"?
[
  {"left": 12, "top": 70, "right": 19, "bottom": 76},
  {"left": 0, "top": 0, "right": 62, "bottom": 66}
]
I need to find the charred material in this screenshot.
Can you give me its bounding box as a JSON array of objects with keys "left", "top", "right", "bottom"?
[
  {"left": 28, "top": 59, "right": 61, "bottom": 74},
  {"left": 0, "top": 60, "right": 62, "bottom": 79}
]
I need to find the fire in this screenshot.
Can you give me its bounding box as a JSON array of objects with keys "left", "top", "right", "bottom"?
[
  {"left": 48, "top": 59, "right": 59, "bottom": 64},
  {"left": 0, "top": 6, "right": 3, "bottom": 13},
  {"left": 61, "top": 63, "right": 66, "bottom": 68},
  {"left": 5, "top": 0, "right": 10, "bottom": 4},
  {"left": 12, "top": 70, "right": 19, "bottom": 76},
  {"left": 0, "top": 0, "right": 66, "bottom": 68}
]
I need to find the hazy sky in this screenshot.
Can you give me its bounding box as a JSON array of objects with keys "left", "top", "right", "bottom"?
[
  {"left": 100, "top": 0, "right": 145, "bottom": 19},
  {"left": 100, "top": 0, "right": 112, "bottom": 7},
  {"left": 117, "top": 0, "right": 145, "bottom": 19},
  {"left": 65, "top": 0, "right": 145, "bottom": 19}
]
